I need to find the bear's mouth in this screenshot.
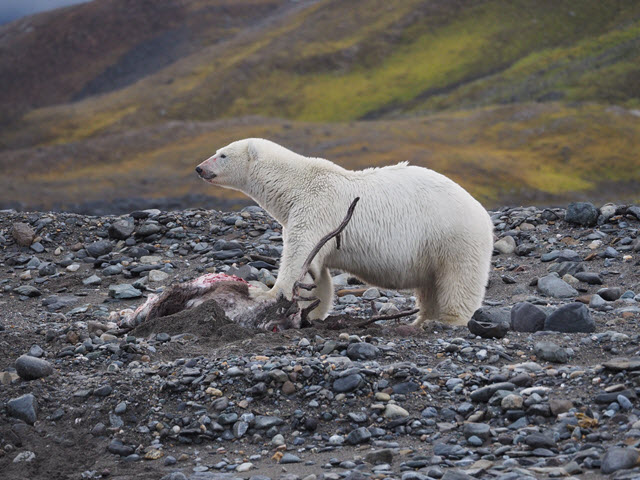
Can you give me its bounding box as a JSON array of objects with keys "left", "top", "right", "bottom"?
[{"left": 198, "top": 172, "right": 217, "bottom": 181}]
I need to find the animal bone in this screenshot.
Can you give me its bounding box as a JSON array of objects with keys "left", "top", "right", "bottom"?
[{"left": 113, "top": 198, "right": 360, "bottom": 332}]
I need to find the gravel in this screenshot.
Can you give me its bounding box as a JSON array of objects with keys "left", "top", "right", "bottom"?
[{"left": 1, "top": 202, "right": 640, "bottom": 479}]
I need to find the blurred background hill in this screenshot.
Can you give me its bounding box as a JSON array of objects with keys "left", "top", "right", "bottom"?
[{"left": 0, "top": 0, "right": 638, "bottom": 213}]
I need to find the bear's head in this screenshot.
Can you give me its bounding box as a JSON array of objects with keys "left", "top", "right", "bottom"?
[{"left": 195, "top": 138, "right": 261, "bottom": 191}]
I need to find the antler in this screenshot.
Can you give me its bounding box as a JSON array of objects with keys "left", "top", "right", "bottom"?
[{"left": 291, "top": 197, "right": 360, "bottom": 317}]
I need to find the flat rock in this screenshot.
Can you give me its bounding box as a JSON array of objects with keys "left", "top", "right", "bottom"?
[
  {"left": 574, "top": 271, "right": 603, "bottom": 285},
  {"left": 525, "top": 433, "right": 556, "bottom": 449},
  {"left": 364, "top": 449, "right": 393, "bottom": 465},
  {"left": 603, "top": 357, "right": 640, "bottom": 371},
  {"left": 537, "top": 273, "right": 578, "bottom": 298},
  {"left": 470, "top": 382, "right": 516, "bottom": 402},
  {"left": 14, "top": 285, "right": 42, "bottom": 297},
  {"left": 109, "top": 284, "right": 142, "bottom": 299}
]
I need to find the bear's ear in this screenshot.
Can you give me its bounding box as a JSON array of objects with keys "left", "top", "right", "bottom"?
[{"left": 247, "top": 140, "right": 259, "bottom": 162}]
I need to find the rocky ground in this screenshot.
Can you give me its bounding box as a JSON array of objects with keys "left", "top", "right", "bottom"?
[{"left": 1, "top": 201, "right": 640, "bottom": 480}]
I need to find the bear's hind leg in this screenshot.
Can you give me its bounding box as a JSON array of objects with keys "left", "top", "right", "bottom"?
[
  {"left": 301, "top": 266, "right": 333, "bottom": 321},
  {"left": 435, "top": 264, "right": 484, "bottom": 326},
  {"left": 412, "top": 277, "right": 439, "bottom": 327}
]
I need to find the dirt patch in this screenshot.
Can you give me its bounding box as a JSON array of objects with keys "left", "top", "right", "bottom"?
[{"left": 131, "top": 298, "right": 255, "bottom": 347}]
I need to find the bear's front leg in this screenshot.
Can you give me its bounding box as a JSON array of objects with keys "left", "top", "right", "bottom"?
[{"left": 250, "top": 227, "right": 328, "bottom": 304}]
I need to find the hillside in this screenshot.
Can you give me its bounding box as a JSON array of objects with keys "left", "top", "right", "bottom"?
[{"left": 0, "top": 0, "right": 639, "bottom": 211}]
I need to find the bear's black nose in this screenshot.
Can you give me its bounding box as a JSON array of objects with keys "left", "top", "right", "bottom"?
[{"left": 195, "top": 166, "right": 203, "bottom": 175}]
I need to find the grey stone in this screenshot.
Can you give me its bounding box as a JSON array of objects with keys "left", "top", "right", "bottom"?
[
  {"left": 333, "top": 373, "right": 363, "bottom": 393},
  {"left": 544, "top": 303, "right": 595, "bottom": 333},
  {"left": 136, "top": 222, "right": 161, "bottom": 237},
  {"left": 86, "top": 240, "right": 113, "bottom": 258},
  {"left": 600, "top": 447, "right": 640, "bottom": 474},
  {"left": 467, "top": 317, "right": 508, "bottom": 339},
  {"left": 107, "top": 439, "right": 135, "bottom": 457},
  {"left": 102, "top": 265, "right": 123, "bottom": 276},
  {"left": 42, "top": 295, "right": 78, "bottom": 311},
  {"left": 15, "top": 354, "right": 53, "bottom": 380},
  {"left": 462, "top": 422, "right": 490, "bottom": 440},
  {"left": 30, "top": 242, "right": 44, "bottom": 253},
  {"left": 346, "top": 427, "right": 371, "bottom": 444},
  {"left": 109, "top": 219, "right": 135, "bottom": 240},
  {"left": 556, "top": 249, "right": 581, "bottom": 262},
  {"left": 628, "top": 205, "right": 640, "bottom": 220},
  {"left": 510, "top": 302, "right": 546, "bottom": 332},
  {"left": 364, "top": 449, "right": 393, "bottom": 465},
  {"left": 14, "top": 285, "right": 42, "bottom": 297},
  {"left": 161, "top": 472, "right": 188, "bottom": 480},
  {"left": 433, "top": 443, "right": 467, "bottom": 458},
  {"left": 603, "top": 357, "right": 640, "bottom": 371},
  {"left": 494, "top": 236, "right": 516, "bottom": 254},
  {"left": 279, "top": 453, "right": 301, "bottom": 464},
  {"left": 441, "top": 471, "right": 474, "bottom": 480},
  {"left": 362, "top": 287, "right": 380, "bottom": 300},
  {"left": 565, "top": 202, "right": 598, "bottom": 226},
  {"left": 38, "top": 262, "right": 56, "bottom": 276},
  {"left": 233, "top": 420, "right": 249, "bottom": 438},
  {"left": 534, "top": 341, "right": 569, "bottom": 363},
  {"left": 7, "top": 394, "right": 37, "bottom": 424},
  {"left": 589, "top": 294, "right": 607, "bottom": 309},
  {"left": 574, "top": 272, "right": 603, "bottom": 285},
  {"left": 346, "top": 342, "right": 379, "bottom": 360},
  {"left": 594, "top": 389, "right": 636, "bottom": 404},
  {"left": 525, "top": 433, "right": 556, "bottom": 449},
  {"left": 28, "top": 344, "right": 44, "bottom": 357},
  {"left": 470, "top": 382, "right": 516, "bottom": 402},
  {"left": 109, "top": 284, "right": 142, "bottom": 299},
  {"left": 548, "top": 261, "right": 584, "bottom": 277},
  {"left": 11, "top": 222, "right": 35, "bottom": 246},
  {"left": 598, "top": 287, "right": 622, "bottom": 301},
  {"left": 537, "top": 273, "right": 578, "bottom": 298},
  {"left": 94, "top": 385, "right": 112, "bottom": 397},
  {"left": 253, "top": 416, "right": 283, "bottom": 429},
  {"left": 617, "top": 394, "right": 633, "bottom": 410},
  {"left": 83, "top": 274, "right": 102, "bottom": 286}
]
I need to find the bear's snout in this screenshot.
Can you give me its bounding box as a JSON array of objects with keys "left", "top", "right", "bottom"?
[{"left": 195, "top": 164, "right": 217, "bottom": 180}]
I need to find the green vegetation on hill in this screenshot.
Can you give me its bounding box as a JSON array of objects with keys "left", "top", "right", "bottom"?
[
  {"left": 0, "top": 0, "right": 638, "bottom": 210},
  {"left": 2, "top": 104, "right": 638, "bottom": 211}
]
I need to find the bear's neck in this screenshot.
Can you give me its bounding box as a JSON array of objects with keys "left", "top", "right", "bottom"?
[{"left": 242, "top": 156, "right": 331, "bottom": 227}]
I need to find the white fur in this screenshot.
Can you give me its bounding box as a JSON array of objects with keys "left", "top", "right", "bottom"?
[{"left": 196, "top": 138, "right": 494, "bottom": 325}]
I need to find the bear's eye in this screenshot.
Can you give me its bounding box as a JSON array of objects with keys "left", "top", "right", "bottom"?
[{"left": 220, "top": 154, "right": 226, "bottom": 159}]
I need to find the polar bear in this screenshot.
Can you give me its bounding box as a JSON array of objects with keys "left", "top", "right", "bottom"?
[{"left": 196, "top": 138, "right": 494, "bottom": 326}]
